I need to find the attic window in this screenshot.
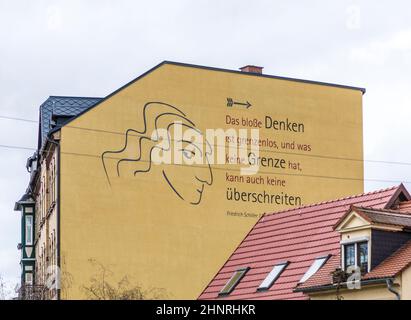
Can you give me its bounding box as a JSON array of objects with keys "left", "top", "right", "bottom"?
[
  {"left": 343, "top": 241, "right": 368, "bottom": 274},
  {"left": 299, "top": 255, "right": 330, "bottom": 283},
  {"left": 219, "top": 267, "right": 249, "bottom": 296},
  {"left": 257, "top": 262, "right": 288, "bottom": 291}
]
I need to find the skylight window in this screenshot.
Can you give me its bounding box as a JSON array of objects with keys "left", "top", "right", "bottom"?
[
  {"left": 219, "top": 267, "right": 249, "bottom": 296},
  {"left": 257, "top": 262, "right": 289, "bottom": 291},
  {"left": 299, "top": 255, "right": 330, "bottom": 283}
]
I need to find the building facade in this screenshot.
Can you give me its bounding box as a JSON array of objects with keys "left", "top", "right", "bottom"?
[
  {"left": 14, "top": 97, "right": 101, "bottom": 299},
  {"left": 15, "top": 61, "right": 365, "bottom": 299}
]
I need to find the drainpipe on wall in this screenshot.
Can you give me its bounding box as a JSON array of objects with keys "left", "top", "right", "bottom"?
[{"left": 386, "top": 279, "right": 400, "bottom": 300}]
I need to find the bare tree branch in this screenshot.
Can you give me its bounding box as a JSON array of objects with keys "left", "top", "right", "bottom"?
[{"left": 82, "top": 259, "right": 169, "bottom": 300}]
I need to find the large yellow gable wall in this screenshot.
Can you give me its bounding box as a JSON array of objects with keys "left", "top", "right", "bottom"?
[{"left": 59, "top": 63, "right": 364, "bottom": 299}]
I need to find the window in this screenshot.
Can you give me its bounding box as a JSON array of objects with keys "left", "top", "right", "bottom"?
[
  {"left": 25, "top": 215, "right": 33, "bottom": 245},
  {"left": 299, "top": 255, "right": 330, "bottom": 283},
  {"left": 219, "top": 267, "right": 249, "bottom": 296},
  {"left": 343, "top": 241, "right": 369, "bottom": 273},
  {"left": 257, "top": 262, "right": 288, "bottom": 291},
  {"left": 344, "top": 244, "right": 355, "bottom": 269},
  {"left": 358, "top": 242, "right": 368, "bottom": 272},
  {"left": 25, "top": 273, "right": 33, "bottom": 285},
  {"left": 24, "top": 206, "right": 33, "bottom": 214}
]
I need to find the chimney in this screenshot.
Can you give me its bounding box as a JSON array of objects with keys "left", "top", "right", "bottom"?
[{"left": 239, "top": 65, "right": 263, "bottom": 74}]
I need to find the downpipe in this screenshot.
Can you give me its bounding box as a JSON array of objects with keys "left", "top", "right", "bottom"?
[{"left": 386, "top": 279, "right": 400, "bottom": 300}]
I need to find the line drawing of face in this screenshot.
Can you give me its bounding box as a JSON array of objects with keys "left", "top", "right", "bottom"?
[{"left": 101, "top": 102, "right": 213, "bottom": 205}]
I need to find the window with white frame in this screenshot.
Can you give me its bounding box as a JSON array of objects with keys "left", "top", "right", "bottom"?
[
  {"left": 343, "top": 241, "right": 369, "bottom": 274},
  {"left": 299, "top": 255, "right": 330, "bottom": 283},
  {"left": 25, "top": 272, "right": 33, "bottom": 285},
  {"left": 257, "top": 262, "right": 288, "bottom": 291},
  {"left": 25, "top": 215, "right": 33, "bottom": 245}
]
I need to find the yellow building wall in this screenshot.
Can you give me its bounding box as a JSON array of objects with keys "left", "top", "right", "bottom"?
[
  {"left": 59, "top": 63, "right": 364, "bottom": 299},
  {"left": 401, "top": 266, "right": 411, "bottom": 300}
]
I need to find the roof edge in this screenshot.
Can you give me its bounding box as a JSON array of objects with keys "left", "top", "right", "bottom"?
[
  {"left": 294, "top": 277, "right": 392, "bottom": 293},
  {"left": 54, "top": 61, "right": 168, "bottom": 129},
  {"left": 163, "top": 60, "right": 367, "bottom": 94},
  {"left": 48, "top": 95, "right": 103, "bottom": 99},
  {"left": 197, "top": 212, "right": 268, "bottom": 299},
  {"left": 266, "top": 185, "right": 403, "bottom": 218},
  {"left": 54, "top": 59, "right": 367, "bottom": 131},
  {"left": 385, "top": 183, "right": 411, "bottom": 209},
  {"left": 332, "top": 205, "right": 369, "bottom": 230}
]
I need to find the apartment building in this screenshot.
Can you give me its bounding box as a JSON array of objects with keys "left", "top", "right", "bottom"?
[{"left": 14, "top": 61, "right": 365, "bottom": 299}]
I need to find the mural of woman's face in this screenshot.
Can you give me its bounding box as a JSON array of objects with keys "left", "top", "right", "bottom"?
[
  {"left": 101, "top": 102, "right": 213, "bottom": 205},
  {"left": 160, "top": 126, "right": 213, "bottom": 205}
]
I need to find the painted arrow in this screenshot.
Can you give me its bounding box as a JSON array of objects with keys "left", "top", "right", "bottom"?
[{"left": 227, "top": 98, "right": 252, "bottom": 109}]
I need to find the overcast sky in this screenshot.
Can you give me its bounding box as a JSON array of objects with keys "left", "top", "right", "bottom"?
[{"left": 1, "top": 0, "right": 411, "bottom": 297}]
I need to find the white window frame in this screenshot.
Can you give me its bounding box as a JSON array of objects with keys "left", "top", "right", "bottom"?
[
  {"left": 341, "top": 239, "right": 370, "bottom": 272},
  {"left": 25, "top": 272, "right": 33, "bottom": 285},
  {"left": 299, "top": 255, "right": 330, "bottom": 283},
  {"left": 257, "top": 262, "right": 288, "bottom": 291},
  {"left": 25, "top": 215, "right": 33, "bottom": 245}
]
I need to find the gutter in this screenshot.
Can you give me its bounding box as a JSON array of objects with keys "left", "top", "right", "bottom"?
[{"left": 295, "top": 278, "right": 392, "bottom": 293}]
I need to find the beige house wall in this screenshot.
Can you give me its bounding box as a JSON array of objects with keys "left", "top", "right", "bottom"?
[
  {"left": 34, "top": 143, "right": 59, "bottom": 299},
  {"left": 401, "top": 266, "right": 411, "bottom": 300}
]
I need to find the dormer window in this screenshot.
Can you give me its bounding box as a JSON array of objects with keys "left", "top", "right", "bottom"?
[
  {"left": 358, "top": 242, "right": 368, "bottom": 272},
  {"left": 342, "top": 240, "right": 369, "bottom": 274},
  {"left": 344, "top": 243, "right": 355, "bottom": 269}
]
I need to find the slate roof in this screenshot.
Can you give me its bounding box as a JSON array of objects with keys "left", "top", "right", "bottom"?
[
  {"left": 38, "top": 96, "right": 102, "bottom": 149},
  {"left": 198, "top": 185, "right": 410, "bottom": 300}
]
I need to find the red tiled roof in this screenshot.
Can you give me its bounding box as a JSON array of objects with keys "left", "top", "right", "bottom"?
[
  {"left": 363, "top": 239, "right": 411, "bottom": 280},
  {"left": 295, "top": 254, "right": 340, "bottom": 291},
  {"left": 198, "top": 185, "right": 409, "bottom": 300},
  {"left": 292, "top": 207, "right": 411, "bottom": 293},
  {"left": 399, "top": 201, "right": 411, "bottom": 213},
  {"left": 297, "top": 239, "right": 411, "bottom": 292},
  {"left": 296, "top": 239, "right": 411, "bottom": 292}
]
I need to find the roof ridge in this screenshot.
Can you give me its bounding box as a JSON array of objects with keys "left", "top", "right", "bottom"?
[
  {"left": 355, "top": 206, "right": 411, "bottom": 218},
  {"left": 265, "top": 185, "right": 400, "bottom": 216},
  {"left": 48, "top": 95, "right": 103, "bottom": 99},
  {"left": 163, "top": 61, "right": 366, "bottom": 93}
]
